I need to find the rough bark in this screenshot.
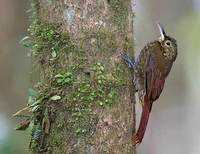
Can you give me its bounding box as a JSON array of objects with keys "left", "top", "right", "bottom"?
[{"left": 26, "top": 0, "right": 136, "bottom": 153}]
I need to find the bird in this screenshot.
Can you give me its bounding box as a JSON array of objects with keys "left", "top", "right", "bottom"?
[{"left": 122, "top": 22, "right": 177, "bottom": 145}]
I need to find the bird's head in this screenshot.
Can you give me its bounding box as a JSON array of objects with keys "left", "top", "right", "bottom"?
[{"left": 157, "top": 22, "right": 177, "bottom": 61}]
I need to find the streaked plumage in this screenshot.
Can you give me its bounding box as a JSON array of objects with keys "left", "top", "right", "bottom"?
[{"left": 122, "top": 22, "right": 177, "bottom": 145}]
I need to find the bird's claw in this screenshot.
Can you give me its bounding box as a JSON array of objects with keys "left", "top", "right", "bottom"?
[{"left": 121, "top": 52, "right": 135, "bottom": 69}]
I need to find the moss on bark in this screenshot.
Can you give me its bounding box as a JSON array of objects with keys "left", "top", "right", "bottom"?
[{"left": 18, "top": 0, "right": 136, "bottom": 153}]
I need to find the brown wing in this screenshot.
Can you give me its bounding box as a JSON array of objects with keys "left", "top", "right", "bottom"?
[{"left": 145, "top": 54, "right": 165, "bottom": 111}]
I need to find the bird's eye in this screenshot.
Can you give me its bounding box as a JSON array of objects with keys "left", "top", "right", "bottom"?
[{"left": 165, "top": 41, "right": 171, "bottom": 46}]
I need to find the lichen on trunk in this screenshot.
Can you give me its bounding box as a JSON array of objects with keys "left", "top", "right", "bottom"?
[{"left": 20, "top": 0, "right": 136, "bottom": 153}]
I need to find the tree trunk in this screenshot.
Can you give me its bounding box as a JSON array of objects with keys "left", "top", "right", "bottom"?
[{"left": 27, "top": 0, "right": 136, "bottom": 153}]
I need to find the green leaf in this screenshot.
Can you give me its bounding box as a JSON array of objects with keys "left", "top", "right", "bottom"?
[
  {"left": 31, "top": 105, "right": 40, "bottom": 112},
  {"left": 75, "top": 128, "right": 81, "bottom": 134},
  {"left": 64, "top": 78, "right": 71, "bottom": 83},
  {"left": 20, "top": 36, "right": 30, "bottom": 42},
  {"left": 28, "top": 88, "right": 38, "bottom": 97},
  {"left": 55, "top": 74, "right": 63, "bottom": 78},
  {"left": 50, "top": 95, "right": 61, "bottom": 101},
  {"left": 99, "top": 102, "right": 103, "bottom": 106},
  {"left": 28, "top": 96, "right": 34, "bottom": 105},
  {"left": 56, "top": 79, "right": 64, "bottom": 83},
  {"left": 20, "top": 36, "right": 32, "bottom": 48},
  {"left": 99, "top": 66, "right": 104, "bottom": 71},
  {"left": 65, "top": 72, "right": 72, "bottom": 76},
  {"left": 51, "top": 51, "right": 57, "bottom": 58},
  {"left": 29, "top": 99, "right": 42, "bottom": 107},
  {"left": 97, "top": 62, "right": 101, "bottom": 66}
]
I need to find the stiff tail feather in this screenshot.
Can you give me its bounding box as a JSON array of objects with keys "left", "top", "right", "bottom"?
[{"left": 133, "top": 96, "right": 151, "bottom": 145}]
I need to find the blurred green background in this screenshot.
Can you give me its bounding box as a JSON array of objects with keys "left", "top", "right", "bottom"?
[
  {"left": 0, "top": 0, "right": 30, "bottom": 154},
  {"left": 0, "top": 0, "right": 199, "bottom": 154}
]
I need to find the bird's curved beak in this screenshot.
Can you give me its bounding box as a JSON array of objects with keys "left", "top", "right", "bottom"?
[{"left": 156, "top": 22, "right": 166, "bottom": 41}]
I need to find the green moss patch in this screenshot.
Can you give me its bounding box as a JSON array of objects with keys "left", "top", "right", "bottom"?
[{"left": 17, "top": 1, "right": 133, "bottom": 152}]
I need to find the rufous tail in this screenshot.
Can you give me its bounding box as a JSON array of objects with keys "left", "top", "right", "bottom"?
[{"left": 133, "top": 96, "right": 151, "bottom": 145}]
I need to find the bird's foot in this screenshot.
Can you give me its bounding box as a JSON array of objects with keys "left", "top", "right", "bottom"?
[{"left": 121, "top": 52, "right": 135, "bottom": 69}]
